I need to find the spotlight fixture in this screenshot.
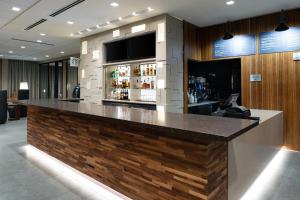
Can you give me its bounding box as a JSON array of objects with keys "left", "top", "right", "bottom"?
[
  {"left": 96, "top": 25, "right": 101, "bottom": 29},
  {"left": 132, "top": 12, "right": 137, "bottom": 16},
  {"left": 223, "top": 21, "right": 234, "bottom": 40},
  {"left": 33, "top": 57, "right": 37, "bottom": 60},
  {"left": 40, "top": 33, "right": 46, "bottom": 36},
  {"left": 60, "top": 51, "right": 65, "bottom": 54},
  {"left": 106, "top": 21, "right": 111, "bottom": 25},
  {"left": 70, "top": 33, "right": 74, "bottom": 37},
  {"left": 86, "top": 28, "right": 92, "bottom": 32},
  {"left": 78, "top": 31, "right": 83, "bottom": 35},
  {"left": 45, "top": 55, "right": 50, "bottom": 58},
  {"left": 9, "top": 50, "right": 13, "bottom": 54},
  {"left": 12, "top": 7, "right": 21, "bottom": 12},
  {"left": 147, "top": 7, "right": 154, "bottom": 12},
  {"left": 67, "top": 21, "right": 74, "bottom": 25},
  {"left": 110, "top": 2, "right": 119, "bottom": 7},
  {"left": 36, "top": 40, "right": 42, "bottom": 43},
  {"left": 118, "top": 17, "right": 123, "bottom": 21},
  {"left": 226, "top": 1, "right": 235, "bottom": 6},
  {"left": 20, "top": 46, "right": 26, "bottom": 49},
  {"left": 275, "top": 10, "right": 289, "bottom": 32}
]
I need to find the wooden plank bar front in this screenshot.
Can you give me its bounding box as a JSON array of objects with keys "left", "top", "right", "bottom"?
[{"left": 27, "top": 105, "right": 228, "bottom": 200}]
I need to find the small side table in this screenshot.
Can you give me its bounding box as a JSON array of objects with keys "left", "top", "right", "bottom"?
[{"left": 7, "top": 104, "right": 21, "bottom": 121}]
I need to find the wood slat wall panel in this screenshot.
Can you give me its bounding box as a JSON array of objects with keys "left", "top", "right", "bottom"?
[
  {"left": 27, "top": 106, "right": 228, "bottom": 200},
  {"left": 183, "top": 8, "right": 300, "bottom": 151}
]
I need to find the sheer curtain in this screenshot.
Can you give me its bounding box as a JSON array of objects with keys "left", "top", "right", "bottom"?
[{"left": 7, "top": 60, "right": 39, "bottom": 99}]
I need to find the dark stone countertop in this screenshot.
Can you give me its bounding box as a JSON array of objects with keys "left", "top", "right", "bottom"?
[{"left": 21, "top": 99, "right": 259, "bottom": 142}]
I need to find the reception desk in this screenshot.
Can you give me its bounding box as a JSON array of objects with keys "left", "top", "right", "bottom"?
[{"left": 24, "top": 100, "right": 283, "bottom": 200}]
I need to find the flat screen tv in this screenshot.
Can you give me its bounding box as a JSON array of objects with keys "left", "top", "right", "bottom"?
[
  {"left": 188, "top": 58, "right": 242, "bottom": 104},
  {"left": 105, "top": 32, "right": 156, "bottom": 63},
  {"left": 105, "top": 40, "right": 127, "bottom": 62}
]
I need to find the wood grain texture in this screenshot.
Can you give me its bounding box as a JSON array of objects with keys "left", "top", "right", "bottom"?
[
  {"left": 27, "top": 106, "right": 228, "bottom": 200},
  {"left": 183, "top": 8, "right": 300, "bottom": 151},
  {"left": 183, "top": 21, "right": 202, "bottom": 113}
]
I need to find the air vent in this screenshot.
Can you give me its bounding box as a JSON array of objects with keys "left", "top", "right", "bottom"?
[
  {"left": 11, "top": 38, "right": 55, "bottom": 46},
  {"left": 50, "top": 0, "right": 86, "bottom": 17},
  {"left": 24, "top": 19, "right": 47, "bottom": 31}
]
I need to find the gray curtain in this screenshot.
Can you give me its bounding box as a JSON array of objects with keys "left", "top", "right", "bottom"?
[{"left": 8, "top": 60, "right": 39, "bottom": 99}]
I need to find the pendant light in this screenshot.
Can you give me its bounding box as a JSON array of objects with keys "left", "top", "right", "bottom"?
[
  {"left": 223, "top": 21, "right": 234, "bottom": 40},
  {"left": 275, "top": 10, "right": 289, "bottom": 32}
]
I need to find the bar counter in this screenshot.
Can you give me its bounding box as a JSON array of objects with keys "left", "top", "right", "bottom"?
[{"left": 24, "top": 100, "right": 282, "bottom": 200}]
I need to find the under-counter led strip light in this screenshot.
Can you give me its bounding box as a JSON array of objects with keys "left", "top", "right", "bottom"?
[
  {"left": 22, "top": 145, "right": 130, "bottom": 200},
  {"left": 240, "top": 148, "right": 287, "bottom": 200},
  {"left": 74, "top": 7, "right": 154, "bottom": 36}
]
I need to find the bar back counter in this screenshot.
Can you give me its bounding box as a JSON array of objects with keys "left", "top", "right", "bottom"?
[{"left": 24, "top": 100, "right": 283, "bottom": 200}]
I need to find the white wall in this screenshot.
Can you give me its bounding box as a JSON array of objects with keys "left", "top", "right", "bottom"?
[{"left": 79, "top": 14, "right": 183, "bottom": 113}]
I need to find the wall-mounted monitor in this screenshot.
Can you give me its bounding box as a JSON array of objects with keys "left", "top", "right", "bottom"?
[{"left": 105, "top": 32, "right": 156, "bottom": 63}]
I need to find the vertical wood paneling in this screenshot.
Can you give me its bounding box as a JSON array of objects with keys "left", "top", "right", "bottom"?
[
  {"left": 183, "top": 8, "right": 300, "bottom": 151},
  {"left": 183, "top": 22, "right": 202, "bottom": 113}
]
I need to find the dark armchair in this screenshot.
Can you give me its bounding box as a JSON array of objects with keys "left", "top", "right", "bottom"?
[{"left": 0, "top": 91, "right": 7, "bottom": 124}]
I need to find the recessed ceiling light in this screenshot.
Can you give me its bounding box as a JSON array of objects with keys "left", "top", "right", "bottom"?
[
  {"left": 12, "top": 7, "right": 21, "bottom": 12},
  {"left": 86, "top": 28, "right": 92, "bottom": 32},
  {"left": 20, "top": 46, "right": 26, "bottom": 49},
  {"left": 96, "top": 25, "right": 101, "bottom": 29},
  {"left": 67, "top": 21, "right": 74, "bottom": 25},
  {"left": 118, "top": 17, "right": 123, "bottom": 21},
  {"left": 110, "top": 2, "right": 119, "bottom": 7},
  {"left": 226, "top": 1, "right": 235, "bottom": 5},
  {"left": 70, "top": 33, "right": 74, "bottom": 37},
  {"left": 132, "top": 12, "right": 137, "bottom": 16},
  {"left": 9, "top": 51, "right": 13, "bottom": 54},
  {"left": 45, "top": 55, "right": 50, "bottom": 58},
  {"left": 60, "top": 51, "right": 65, "bottom": 54},
  {"left": 78, "top": 31, "right": 83, "bottom": 35},
  {"left": 36, "top": 40, "right": 42, "bottom": 43},
  {"left": 106, "top": 21, "right": 111, "bottom": 25},
  {"left": 33, "top": 57, "right": 37, "bottom": 60},
  {"left": 147, "top": 7, "right": 154, "bottom": 12},
  {"left": 40, "top": 33, "right": 46, "bottom": 36}
]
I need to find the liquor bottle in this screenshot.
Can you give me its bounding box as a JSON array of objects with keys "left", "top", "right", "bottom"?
[
  {"left": 149, "top": 65, "right": 153, "bottom": 76},
  {"left": 147, "top": 78, "right": 150, "bottom": 89},
  {"left": 151, "top": 77, "right": 155, "bottom": 89},
  {"left": 146, "top": 65, "right": 149, "bottom": 76}
]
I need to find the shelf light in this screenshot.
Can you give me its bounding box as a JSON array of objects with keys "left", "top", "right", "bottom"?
[
  {"left": 113, "top": 29, "right": 120, "bottom": 37},
  {"left": 132, "top": 24, "right": 146, "bottom": 33}
]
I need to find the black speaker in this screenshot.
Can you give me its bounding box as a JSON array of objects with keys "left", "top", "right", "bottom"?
[{"left": 0, "top": 91, "right": 7, "bottom": 124}]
